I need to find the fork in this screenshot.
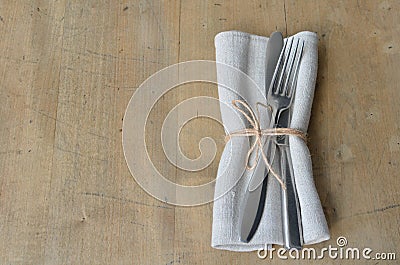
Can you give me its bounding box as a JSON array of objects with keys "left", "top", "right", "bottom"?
[
  {"left": 267, "top": 37, "right": 303, "bottom": 128},
  {"left": 265, "top": 37, "right": 305, "bottom": 249}
]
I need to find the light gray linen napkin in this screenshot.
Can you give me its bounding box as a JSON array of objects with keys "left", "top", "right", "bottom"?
[{"left": 211, "top": 30, "right": 330, "bottom": 252}]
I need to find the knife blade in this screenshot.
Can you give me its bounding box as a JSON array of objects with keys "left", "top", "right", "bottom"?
[{"left": 239, "top": 32, "right": 283, "bottom": 243}]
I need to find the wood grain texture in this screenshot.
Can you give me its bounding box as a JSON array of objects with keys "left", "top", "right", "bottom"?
[{"left": 0, "top": 0, "right": 399, "bottom": 264}]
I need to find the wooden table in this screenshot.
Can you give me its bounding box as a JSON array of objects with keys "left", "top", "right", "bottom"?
[{"left": 1, "top": 1, "right": 399, "bottom": 264}]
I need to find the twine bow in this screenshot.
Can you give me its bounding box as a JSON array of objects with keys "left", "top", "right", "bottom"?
[{"left": 224, "top": 99, "right": 307, "bottom": 190}]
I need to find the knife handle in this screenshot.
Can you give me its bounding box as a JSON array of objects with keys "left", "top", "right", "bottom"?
[{"left": 280, "top": 145, "right": 303, "bottom": 249}]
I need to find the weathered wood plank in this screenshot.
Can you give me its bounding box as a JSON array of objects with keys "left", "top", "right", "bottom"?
[{"left": 0, "top": 1, "right": 66, "bottom": 264}]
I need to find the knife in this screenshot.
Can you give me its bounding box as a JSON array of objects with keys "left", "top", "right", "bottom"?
[{"left": 239, "top": 32, "right": 283, "bottom": 243}]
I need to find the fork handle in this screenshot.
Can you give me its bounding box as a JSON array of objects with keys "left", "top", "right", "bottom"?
[{"left": 280, "top": 145, "right": 303, "bottom": 249}]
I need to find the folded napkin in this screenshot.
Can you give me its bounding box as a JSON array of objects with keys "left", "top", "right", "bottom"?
[{"left": 211, "top": 31, "right": 330, "bottom": 252}]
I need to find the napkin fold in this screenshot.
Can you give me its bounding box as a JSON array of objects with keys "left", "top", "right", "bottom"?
[{"left": 211, "top": 31, "right": 330, "bottom": 252}]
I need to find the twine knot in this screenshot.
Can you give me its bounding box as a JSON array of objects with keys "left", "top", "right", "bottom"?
[{"left": 225, "top": 100, "right": 307, "bottom": 189}]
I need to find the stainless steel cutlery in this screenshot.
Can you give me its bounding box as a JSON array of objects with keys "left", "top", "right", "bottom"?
[
  {"left": 239, "top": 33, "right": 305, "bottom": 249},
  {"left": 239, "top": 31, "right": 284, "bottom": 243}
]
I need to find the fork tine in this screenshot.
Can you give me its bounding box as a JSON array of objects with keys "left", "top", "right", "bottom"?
[
  {"left": 288, "top": 39, "right": 304, "bottom": 101},
  {"left": 269, "top": 40, "right": 288, "bottom": 95},
  {"left": 282, "top": 38, "right": 300, "bottom": 96},
  {"left": 274, "top": 38, "right": 293, "bottom": 95}
]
